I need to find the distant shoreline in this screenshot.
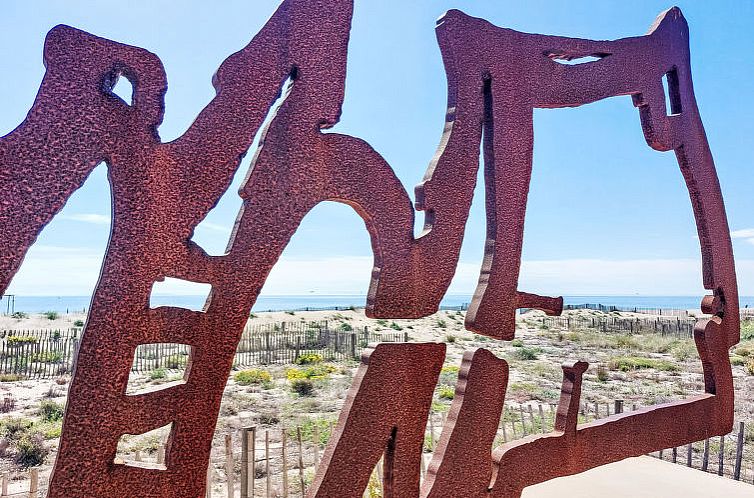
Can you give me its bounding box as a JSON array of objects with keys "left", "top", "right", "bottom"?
[{"left": 2, "top": 294, "right": 753, "bottom": 314}]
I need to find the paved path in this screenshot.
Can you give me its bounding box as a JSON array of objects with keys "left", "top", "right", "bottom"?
[{"left": 524, "top": 456, "right": 752, "bottom": 497}]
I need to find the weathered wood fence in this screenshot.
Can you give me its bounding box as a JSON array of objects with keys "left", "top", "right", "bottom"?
[
  {"left": 0, "top": 322, "right": 406, "bottom": 379},
  {"left": 528, "top": 314, "right": 698, "bottom": 338},
  {"left": 2, "top": 399, "right": 751, "bottom": 497}
]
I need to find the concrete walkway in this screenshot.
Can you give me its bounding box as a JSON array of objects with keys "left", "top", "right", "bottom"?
[{"left": 524, "top": 456, "right": 752, "bottom": 497}]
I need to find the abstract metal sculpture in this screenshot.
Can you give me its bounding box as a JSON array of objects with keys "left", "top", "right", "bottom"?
[{"left": 0, "top": 1, "right": 737, "bottom": 496}]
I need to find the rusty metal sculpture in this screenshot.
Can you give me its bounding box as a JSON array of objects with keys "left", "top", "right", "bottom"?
[{"left": 0, "top": 0, "right": 738, "bottom": 496}]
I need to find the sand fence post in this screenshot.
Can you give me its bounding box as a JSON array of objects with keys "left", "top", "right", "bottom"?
[
  {"left": 718, "top": 434, "right": 725, "bottom": 476},
  {"left": 226, "top": 433, "right": 234, "bottom": 498},
  {"left": 296, "top": 427, "right": 305, "bottom": 496},
  {"left": 206, "top": 461, "right": 213, "bottom": 498},
  {"left": 265, "top": 430, "right": 271, "bottom": 498},
  {"left": 28, "top": 468, "right": 38, "bottom": 498},
  {"left": 240, "top": 426, "right": 256, "bottom": 498},
  {"left": 734, "top": 421, "right": 745, "bottom": 480},
  {"left": 313, "top": 424, "right": 320, "bottom": 473},
  {"left": 538, "top": 403, "right": 545, "bottom": 434},
  {"left": 702, "top": 438, "right": 710, "bottom": 471},
  {"left": 281, "top": 429, "right": 289, "bottom": 498}
]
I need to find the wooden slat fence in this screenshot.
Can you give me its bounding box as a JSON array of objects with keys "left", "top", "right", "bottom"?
[
  {"left": 2, "top": 399, "right": 751, "bottom": 497},
  {"left": 527, "top": 314, "right": 697, "bottom": 338},
  {"left": 0, "top": 322, "right": 406, "bottom": 379}
]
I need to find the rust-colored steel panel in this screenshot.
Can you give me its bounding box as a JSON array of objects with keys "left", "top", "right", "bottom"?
[{"left": 0, "top": 1, "right": 738, "bottom": 497}]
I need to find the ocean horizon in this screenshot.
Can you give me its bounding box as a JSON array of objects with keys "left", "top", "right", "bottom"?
[{"left": 2, "top": 294, "right": 753, "bottom": 314}]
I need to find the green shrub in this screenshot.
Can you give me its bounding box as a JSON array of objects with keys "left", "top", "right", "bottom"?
[
  {"left": 38, "top": 400, "right": 64, "bottom": 422},
  {"left": 438, "top": 385, "right": 455, "bottom": 400},
  {"left": 0, "top": 373, "right": 22, "bottom": 382},
  {"left": 338, "top": 322, "right": 353, "bottom": 332},
  {"left": 150, "top": 368, "right": 167, "bottom": 380},
  {"left": 389, "top": 322, "right": 402, "bottom": 331},
  {"left": 291, "top": 418, "right": 333, "bottom": 446},
  {"left": 286, "top": 364, "right": 336, "bottom": 381},
  {"left": 234, "top": 368, "right": 272, "bottom": 386},
  {"left": 7, "top": 335, "right": 38, "bottom": 346},
  {"left": 445, "top": 334, "right": 457, "bottom": 343},
  {"left": 731, "top": 355, "right": 747, "bottom": 366},
  {"left": 436, "top": 319, "right": 447, "bottom": 329},
  {"left": 43, "top": 311, "right": 59, "bottom": 320},
  {"left": 596, "top": 365, "right": 609, "bottom": 382},
  {"left": 514, "top": 347, "right": 539, "bottom": 361},
  {"left": 671, "top": 342, "right": 696, "bottom": 362},
  {"left": 249, "top": 312, "right": 257, "bottom": 319},
  {"left": 73, "top": 319, "right": 85, "bottom": 327},
  {"left": 285, "top": 310, "right": 296, "bottom": 315},
  {"left": 165, "top": 354, "right": 188, "bottom": 369},
  {"left": 32, "top": 351, "right": 62, "bottom": 363},
  {"left": 735, "top": 344, "right": 754, "bottom": 357},
  {"left": 607, "top": 356, "right": 678, "bottom": 372},
  {"left": 741, "top": 320, "right": 754, "bottom": 341},
  {"left": 35, "top": 420, "right": 62, "bottom": 439},
  {"left": 290, "top": 378, "right": 314, "bottom": 396},
  {"left": 0, "top": 417, "right": 33, "bottom": 441},
  {"left": 10, "top": 311, "right": 28, "bottom": 319},
  {"left": 295, "top": 353, "right": 323, "bottom": 365},
  {"left": 511, "top": 339, "right": 524, "bottom": 348},
  {"left": 747, "top": 360, "right": 754, "bottom": 376},
  {"left": 15, "top": 432, "right": 48, "bottom": 467}
]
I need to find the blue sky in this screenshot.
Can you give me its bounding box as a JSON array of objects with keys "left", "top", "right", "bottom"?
[{"left": 1, "top": 0, "right": 752, "bottom": 298}]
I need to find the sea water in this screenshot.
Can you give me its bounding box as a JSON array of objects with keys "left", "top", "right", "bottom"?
[{"left": 3, "top": 294, "right": 753, "bottom": 314}]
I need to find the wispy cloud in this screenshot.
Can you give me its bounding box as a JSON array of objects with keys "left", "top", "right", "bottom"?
[
  {"left": 731, "top": 228, "right": 754, "bottom": 247},
  {"left": 64, "top": 214, "right": 111, "bottom": 225},
  {"left": 732, "top": 228, "right": 754, "bottom": 239},
  {"left": 6, "top": 249, "right": 753, "bottom": 297},
  {"left": 195, "top": 222, "right": 232, "bottom": 233}
]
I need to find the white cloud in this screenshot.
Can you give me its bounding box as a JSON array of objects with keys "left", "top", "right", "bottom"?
[
  {"left": 732, "top": 228, "right": 754, "bottom": 239},
  {"left": 6, "top": 247, "right": 752, "bottom": 298},
  {"left": 731, "top": 228, "right": 754, "bottom": 248},
  {"left": 194, "top": 222, "right": 232, "bottom": 233},
  {"left": 63, "top": 214, "right": 111, "bottom": 225}
]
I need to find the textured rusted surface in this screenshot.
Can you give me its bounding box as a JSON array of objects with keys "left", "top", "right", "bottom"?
[
  {"left": 310, "top": 343, "right": 444, "bottom": 497},
  {"left": 421, "top": 349, "right": 508, "bottom": 498},
  {"left": 0, "top": 1, "right": 739, "bottom": 497}
]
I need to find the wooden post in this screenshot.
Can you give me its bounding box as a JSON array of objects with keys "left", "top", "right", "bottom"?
[
  {"left": 519, "top": 405, "right": 527, "bottom": 436},
  {"left": 718, "top": 435, "right": 725, "bottom": 476},
  {"left": 157, "top": 445, "right": 165, "bottom": 465},
  {"left": 226, "top": 434, "right": 234, "bottom": 498},
  {"left": 527, "top": 405, "right": 535, "bottom": 432},
  {"left": 734, "top": 421, "right": 745, "bottom": 480},
  {"left": 1, "top": 474, "right": 7, "bottom": 497},
  {"left": 428, "top": 412, "right": 435, "bottom": 450},
  {"left": 614, "top": 399, "right": 623, "bottom": 414},
  {"left": 672, "top": 446, "right": 678, "bottom": 463},
  {"left": 686, "top": 443, "right": 693, "bottom": 467},
  {"left": 297, "top": 427, "right": 306, "bottom": 496},
  {"left": 501, "top": 421, "right": 508, "bottom": 442},
  {"left": 206, "top": 463, "right": 213, "bottom": 498},
  {"left": 240, "top": 426, "right": 256, "bottom": 498},
  {"left": 281, "top": 430, "right": 289, "bottom": 498},
  {"left": 702, "top": 438, "right": 710, "bottom": 471},
  {"left": 265, "top": 430, "right": 271, "bottom": 498},
  {"left": 134, "top": 450, "right": 142, "bottom": 462},
  {"left": 538, "top": 404, "right": 546, "bottom": 434},
  {"left": 29, "top": 468, "right": 38, "bottom": 498},
  {"left": 313, "top": 424, "right": 320, "bottom": 473}
]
